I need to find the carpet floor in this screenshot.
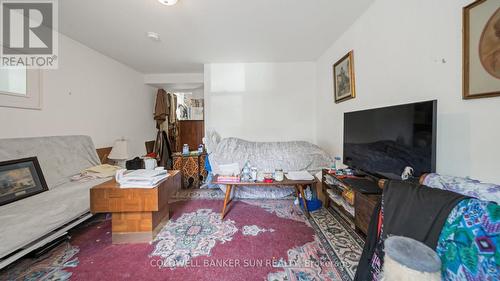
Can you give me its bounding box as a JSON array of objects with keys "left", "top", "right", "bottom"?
[{"left": 0, "top": 190, "right": 364, "bottom": 281}]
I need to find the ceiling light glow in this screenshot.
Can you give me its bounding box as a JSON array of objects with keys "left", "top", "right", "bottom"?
[
  {"left": 158, "top": 0, "right": 178, "bottom": 6},
  {"left": 147, "top": 32, "right": 161, "bottom": 41}
]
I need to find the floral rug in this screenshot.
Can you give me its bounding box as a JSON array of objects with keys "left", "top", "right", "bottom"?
[
  {"left": 0, "top": 190, "right": 363, "bottom": 281},
  {"left": 0, "top": 242, "right": 79, "bottom": 281},
  {"left": 151, "top": 208, "right": 238, "bottom": 268}
]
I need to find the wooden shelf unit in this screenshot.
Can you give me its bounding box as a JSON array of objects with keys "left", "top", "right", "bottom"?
[{"left": 321, "top": 169, "right": 381, "bottom": 237}]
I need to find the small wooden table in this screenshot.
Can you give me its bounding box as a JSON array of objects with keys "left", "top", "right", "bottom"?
[
  {"left": 90, "top": 170, "right": 181, "bottom": 244},
  {"left": 213, "top": 176, "right": 318, "bottom": 219},
  {"left": 172, "top": 152, "right": 208, "bottom": 189}
]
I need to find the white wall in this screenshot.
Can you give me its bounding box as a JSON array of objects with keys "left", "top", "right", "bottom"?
[
  {"left": 204, "top": 62, "right": 316, "bottom": 143},
  {"left": 190, "top": 87, "right": 204, "bottom": 99},
  {"left": 0, "top": 34, "right": 156, "bottom": 157},
  {"left": 144, "top": 73, "right": 204, "bottom": 85},
  {"left": 315, "top": 0, "right": 500, "bottom": 183}
]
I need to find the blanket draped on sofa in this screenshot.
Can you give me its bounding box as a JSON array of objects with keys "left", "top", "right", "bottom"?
[
  {"left": 437, "top": 198, "right": 499, "bottom": 280},
  {"left": 355, "top": 181, "right": 468, "bottom": 281},
  {"left": 0, "top": 135, "right": 108, "bottom": 260},
  {"left": 204, "top": 131, "right": 332, "bottom": 175},
  {"left": 355, "top": 178, "right": 499, "bottom": 281},
  {"left": 203, "top": 131, "right": 332, "bottom": 198}
]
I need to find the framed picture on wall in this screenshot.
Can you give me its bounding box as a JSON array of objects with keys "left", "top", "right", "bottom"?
[
  {"left": 333, "top": 51, "right": 356, "bottom": 103},
  {"left": 463, "top": 0, "right": 500, "bottom": 99}
]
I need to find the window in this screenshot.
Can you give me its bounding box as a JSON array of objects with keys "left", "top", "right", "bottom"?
[
  {"left": 0, "top": 69, "right": 42, "bottom": 109},
  {"left": 0, "top": 68, "right": 27, "bottom": 96}
]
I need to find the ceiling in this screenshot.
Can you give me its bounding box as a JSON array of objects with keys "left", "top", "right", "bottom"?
[
  {"left": 150, "top": 83, "right": 204, "bottom": 91},
  {"left": 59, "top": 0, "right": 373, "bottom": 74}
]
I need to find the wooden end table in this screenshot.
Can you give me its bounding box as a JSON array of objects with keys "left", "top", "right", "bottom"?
[
  {"left": 90, "top": 170, "right": 181, "bottom": 244},
  {"left": 172, "top": 152, "right": 208, "bottom": 189},
  {"left": 213, "top": 176, "right": 318, "bottom": 219}
]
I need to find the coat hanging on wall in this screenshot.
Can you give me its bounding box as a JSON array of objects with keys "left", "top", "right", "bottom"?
[
  {"left": 154, "top": 89, "right": 167, "bottom": 129},
  {"left": 153, "top": 89, "right": 173, "bottom": 168},
  {"left": 155, "top": 130, "right": 172, "bottom": 168}
]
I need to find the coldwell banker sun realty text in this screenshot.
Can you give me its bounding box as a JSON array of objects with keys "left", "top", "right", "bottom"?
[{"left": 1, "top": 0, "right": 58, "bottom": 69}]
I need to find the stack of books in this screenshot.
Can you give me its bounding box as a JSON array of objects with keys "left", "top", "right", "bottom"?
[{"left": 216, "top": 175, "right": 241, "bottom": 183}]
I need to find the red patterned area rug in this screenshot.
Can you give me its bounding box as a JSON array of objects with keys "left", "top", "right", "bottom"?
[{"left": 0, "top": 192, "right": 363, "bottom": 281}]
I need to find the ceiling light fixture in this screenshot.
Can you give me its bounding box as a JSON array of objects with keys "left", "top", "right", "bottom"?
[
  {"left": 158, "top": 0, "right": 178, "bottom": 6},
  {"left": 146, "top": 32, "right": 161, "bottom": 41}
]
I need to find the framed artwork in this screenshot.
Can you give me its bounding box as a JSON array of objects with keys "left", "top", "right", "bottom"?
[
  {"left": 333, "top": 51, "right": 356, "bottom": 103},
  {"left": 0, "top": 157, "right": 48, "bottom": 206},
  {"left": 463, "top": 0, "right": 500, "bottom": 99}
]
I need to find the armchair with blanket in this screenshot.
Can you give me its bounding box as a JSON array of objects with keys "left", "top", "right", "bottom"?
[{"left": 355, "top": 174, "right": 500, "bottom": 281}]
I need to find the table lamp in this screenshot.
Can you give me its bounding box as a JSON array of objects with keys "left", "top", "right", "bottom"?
[{"left": 108, "top": 138, "right": 129, "bottom": 167}]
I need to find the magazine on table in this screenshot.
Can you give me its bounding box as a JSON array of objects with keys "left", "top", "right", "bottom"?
[{"left": 115, "top": 169, "right": 168, "bottom": 188}]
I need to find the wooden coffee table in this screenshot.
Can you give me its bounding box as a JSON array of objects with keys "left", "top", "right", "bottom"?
[
  {"left": 90, "top": 170, "right": 181, "bottom": 244},
  {"left": 213, "top": 176, "right": 318, "bottom": 219}
]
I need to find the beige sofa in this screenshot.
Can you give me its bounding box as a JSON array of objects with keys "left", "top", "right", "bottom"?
[{"left": 0, "top": 135, "right": 109, "bottom": 268}]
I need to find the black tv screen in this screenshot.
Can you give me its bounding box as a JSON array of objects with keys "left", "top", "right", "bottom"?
[{"left": 343, "top": 100, "right": 437, "bottom": 179}]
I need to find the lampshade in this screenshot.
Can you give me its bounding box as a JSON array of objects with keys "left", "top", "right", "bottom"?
[{"left": 108, "top": 139, "right": 129, "bottom": 160}]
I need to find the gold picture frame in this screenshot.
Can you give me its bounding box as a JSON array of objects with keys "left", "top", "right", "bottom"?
[
  {"left": 463, "top": 0, "right": 500, "bottom": 99},
  {"left": 333, "top": 51, "right": 356, "bottom": 103}
]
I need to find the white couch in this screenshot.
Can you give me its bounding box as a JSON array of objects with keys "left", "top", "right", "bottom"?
[
  {"left": 203, "top": 131, "right": 333, "bottom": 198},
  {"left": 0, "top": 135, "right": 109, "bottom": 268},
  {"left": 204, "top": 131, "right": 333, "bottom": 175}
]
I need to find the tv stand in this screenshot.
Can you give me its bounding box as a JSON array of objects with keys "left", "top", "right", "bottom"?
[
  {"left": 321, "top": 169, "right": 382, "bottom": 236},
  {"left": 352, "top": 169, "right": 367, "bottom": 177},
  {"left": 352, "top": 168, "right": 382, "bottom": 182}
]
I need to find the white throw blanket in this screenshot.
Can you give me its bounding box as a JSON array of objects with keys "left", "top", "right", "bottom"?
[
  {"left": 204, "top": 131, "right": 333, "bottom": 175},
  {"left": 203, "top": 131, "right": 332, "bottom": 198}
]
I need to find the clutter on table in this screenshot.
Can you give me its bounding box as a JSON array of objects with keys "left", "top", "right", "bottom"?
[
  {"left": 216, "top": 175, "right": 241, "bottom": 183},
  {"left": 182, "top": 144, "right": 190, "bottom": 156},
  {"left": 71, "top": 164, "right": 122, "bottom": 182},
  {"left": 115, "top": 168, "right": 168, "bottom": 188},
  {"left": 213, "top": 160, "right": 315, "bottom": 184},
  {"left": 274, "top": 169, "right": 284, "bottom": 181}
]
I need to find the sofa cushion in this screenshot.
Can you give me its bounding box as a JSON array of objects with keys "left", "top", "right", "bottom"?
[
  {"left": 0, "top": 135, "right": 100, "bottom": 188},
  {"left": 0, "top": 178, "right": 108, "bottom": 258}
]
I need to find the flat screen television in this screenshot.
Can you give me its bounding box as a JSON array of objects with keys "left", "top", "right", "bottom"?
[{"left": 343, "top": 100, "right": 437, "bottom": 179}]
